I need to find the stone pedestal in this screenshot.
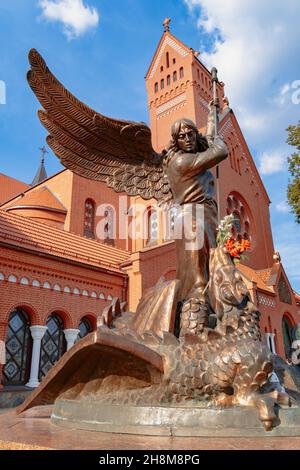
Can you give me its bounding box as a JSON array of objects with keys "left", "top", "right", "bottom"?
[{"left": 51, "top": 400, "right": 300, "bottom": 437}]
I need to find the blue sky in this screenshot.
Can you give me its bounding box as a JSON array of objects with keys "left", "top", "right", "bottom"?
[{"left": 0, "top": 0, "right": 299, "bottom": 291}]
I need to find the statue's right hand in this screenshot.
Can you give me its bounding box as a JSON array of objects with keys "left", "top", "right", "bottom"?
[{"left": 209, "top": 98, "right": 220, "bottom": 110}]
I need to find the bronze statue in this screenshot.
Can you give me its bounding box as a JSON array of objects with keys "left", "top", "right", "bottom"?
[
  {"left": 164, "top": 113, "right": 227, "bottom": 335},
  {"left": 18, "top": 49, "right": 295, "bottom": 434}
]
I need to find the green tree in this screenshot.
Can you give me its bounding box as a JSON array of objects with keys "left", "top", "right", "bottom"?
[{"left": 286, "top": 121, "right": 300, "bottom": 224}]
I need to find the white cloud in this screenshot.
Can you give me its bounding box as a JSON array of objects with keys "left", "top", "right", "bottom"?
[
  {"left": 276, "top": 201, "right": 290, "bottom": 213},
  {"left": 183, "top": 0, "right": 300, "bottom": 149},
  {"left": 38, "top": 0, "right": 99, "bottom": 39},
  {"left": 258, "top": 150, "right": 286, "bottom": 175}
]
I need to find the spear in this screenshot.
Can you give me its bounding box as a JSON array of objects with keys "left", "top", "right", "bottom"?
[{"left": 211, "top": 67, "right": 221, "bottom": 224}]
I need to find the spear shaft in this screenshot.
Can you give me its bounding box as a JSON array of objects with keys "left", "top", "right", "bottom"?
[{"left": 211, "top": 67, "right": 221, "bottom": 224}]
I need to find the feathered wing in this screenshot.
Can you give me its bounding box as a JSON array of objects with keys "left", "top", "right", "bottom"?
[{"left": 27, "top": 49, "right": 172, "bottom": 206}]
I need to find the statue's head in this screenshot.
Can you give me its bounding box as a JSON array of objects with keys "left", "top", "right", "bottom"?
[{"left": 168, "top": 118, "right": 209, "bottom": 154}]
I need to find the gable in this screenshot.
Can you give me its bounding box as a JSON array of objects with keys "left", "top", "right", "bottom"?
[
  {"left": 146, "top": 32, "right": 190, "bottom": 80},
  {"left": 278, "top": 272, "right": 293, "bottom": 305}
]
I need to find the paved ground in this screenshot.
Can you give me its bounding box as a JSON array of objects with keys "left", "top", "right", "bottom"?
[{"left": 0, "top": 406, "right": 300, "bottom": 450}]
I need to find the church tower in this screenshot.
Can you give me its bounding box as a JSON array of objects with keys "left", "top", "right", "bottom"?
[{"left": 145, "top": 19, "right": 275, "bottom": 270}]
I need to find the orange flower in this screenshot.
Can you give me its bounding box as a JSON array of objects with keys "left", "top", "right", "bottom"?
[{"left": 224, "top": 236, "right": 250, "bottom": 260}]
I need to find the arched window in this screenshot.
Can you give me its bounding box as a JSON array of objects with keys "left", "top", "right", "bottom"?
[
  {"left": 160, "top": 65, "right": 164, "bottom": 72},
  {"left": 166, "top": 52, "right": 170, "bottom": 68},
  {"left": 161, "top": 79, "right": 165, "bottom": 90},
  {"left": 154, "top": 82, "right": 158, "bottom": 93},
  {"left": 167, "top": 75, "right": 171, "bottom": 86},
  {"left": 173, "top": 71, "right": 177, "bottom": 82},
  {"left": 2, "top": 308, "right": 32, "bottom": 386},
  {"left": 165, "top": 206, "right": 177, "bottom": 241},
  {"left": 282, "top": 315, "right": 295, "bottom": 360},
  {"left": 146, "top": 207, "right": 158, "bottom": 246},
  {"left": 78, "top": 317, "right": 93, "bottom": 339},
  {"left": 84, "top": 199, "right": 95, "bottom": 239},
  {"left": 173, "top": 58, "right": 176, "bottom": 65},
  {"left": 226, "top": 193, "right": 253, "bottom": 245},
  {"left": 103, "top": 206, "right": 115, "bottom": 246},
  {"left": 39, "top": 314, "right": 66, "bottom": 380},
  {"left": 179, "top": 67, "right": 184, "bottom": 79}
]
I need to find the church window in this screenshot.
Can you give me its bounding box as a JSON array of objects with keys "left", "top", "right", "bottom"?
[
  {"left": 173, "top": 58, "right": 176, "bottom": 64},
  {"left": 161, "top": 79, "right": 165, "bottom": 90},
  {"left": 146, "top": 207, "right": 158, "bottom": 246},
  {"left": 160, "top": 66, "right": 164, "bottom": 72},
  {"left": 232, "top": 211, "right": 241, "bottom": 233},
  {"left": 227, "top": 193, "right": 253, "bottom": 245},
  {"left": 180, "top": 67, "right": 184, "bottom": 79},
  {"left": 167, "top": 75, "right": 171, "bottom": 86},
  {"left": 166, "top": 52, "right": 170, "bottom": 68},
  {"left": 282, "top": 315, "right": 295, "bottom": 360},
  {"left": 173, "top": 71, "right": 177, "bottom": 82},
  {"left": 2, "top": 308, "right": 32, "bottom": 386},
  {"left": 165, "top": 206, "right": 177, "bottom": 241},
  {"left": 103, "top": 206, "right": 115, "bottom": 246},
  {"left": 78, "top": 317, "right": 93, "bottom": 339},
  {"left": 84, "top": 198, "right": 95, "bottom": 239},
  {"left": 39, "top": 314, "right": 66, "bottom": 380},
  {"left": 154, "top": 82, "right": 158, "bottom": 93}
]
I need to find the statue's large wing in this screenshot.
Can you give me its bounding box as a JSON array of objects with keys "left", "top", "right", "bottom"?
[{"left": 27, "top": 49, "right": 172, "bottom": 206}]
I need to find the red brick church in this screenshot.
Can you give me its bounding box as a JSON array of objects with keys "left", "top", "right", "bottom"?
[{"left": 0, "top": 23, "right": 299, "bottom": 392}]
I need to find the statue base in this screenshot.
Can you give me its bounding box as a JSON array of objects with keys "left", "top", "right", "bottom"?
[{"left": 52, "top": 400, "right": 300, "bottom": 437}]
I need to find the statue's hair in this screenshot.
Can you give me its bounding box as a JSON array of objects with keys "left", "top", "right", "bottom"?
[{"left": 163, "top": 118, "right": 209, "bottom": 166}]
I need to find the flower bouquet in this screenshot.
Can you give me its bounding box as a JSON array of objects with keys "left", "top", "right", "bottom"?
[{"left": 216, "top": 214, "right": 250, "bottom": 264}]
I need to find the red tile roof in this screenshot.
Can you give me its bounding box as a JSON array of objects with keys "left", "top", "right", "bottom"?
[
  {"left": 0, "top": 173, "right": 30, "bottom": 205},
  {"left": 6, "top": 186, "right": 67, "bottom": 213},
  {"left": 0, "top": 209, "right": 129, "bottom": 273},
  {"left": 238, "top": 264, "right": 274, "bottom": 293}
]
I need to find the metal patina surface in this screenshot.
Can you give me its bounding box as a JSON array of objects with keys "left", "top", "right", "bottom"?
[{"left": 52, "top": 401, "right": 300, "bottom": 437}]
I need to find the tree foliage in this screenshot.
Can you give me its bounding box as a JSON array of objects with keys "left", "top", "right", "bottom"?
[{"left": 286, "top": 121, "right": 300, "bottom": 224}]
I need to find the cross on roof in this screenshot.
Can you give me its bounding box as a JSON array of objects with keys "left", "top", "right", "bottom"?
[
  {"left": 163, "top": 18, "right": 171, "bottom": 32},
  {"left": 39, "top": 145, "right": 48, "bottom": 162}
]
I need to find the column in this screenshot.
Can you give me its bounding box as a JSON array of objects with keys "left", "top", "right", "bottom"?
[
  {"left": 270, "top": 333, "right": 277, "bottom": 355},
  {"left": 64, "top": 329, "right": 80, "bottom": 350},
  {"left": 0, "top": 321, "right": 8, "bottom": 389},
  {"left": 26, "top": 325, "right": 48, "bottom": 388},
  {"left": 265, "top": 333, "right": 271, "bottom": 351}
]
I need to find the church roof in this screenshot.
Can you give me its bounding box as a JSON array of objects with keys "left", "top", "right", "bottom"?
[
  {"left": 0, "top": 209, "right": 129, "bottom": 273},
  {"left": 5, "top": 186, "right": 67, "bottom": 214},
  {"left": 0, "top": 173, "right": 30, "bottom": 205},
  {"left": 31, "top": 157, "right": 47, "bottom": 186},
  {"left": 238, "top": 264, "right": 274, "bottom": 293}
]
